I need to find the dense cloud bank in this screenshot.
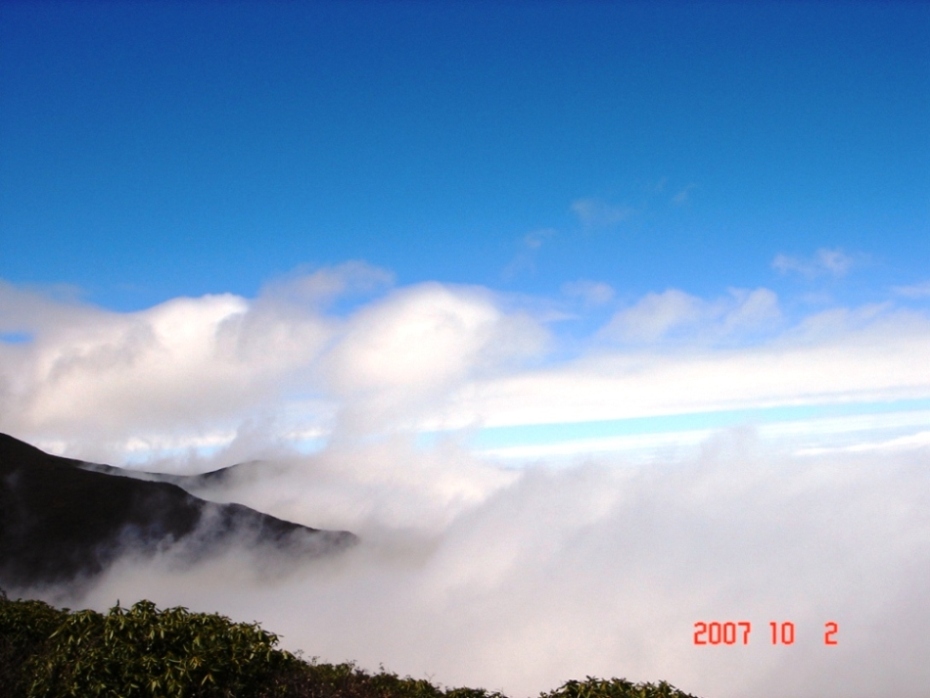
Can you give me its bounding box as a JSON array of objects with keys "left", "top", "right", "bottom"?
[
  {"left": 19, "top": 432, "right": 929, "bottom": 698},
  {"left": 2, "top": 268, "right": 930, "bottom": 697}
]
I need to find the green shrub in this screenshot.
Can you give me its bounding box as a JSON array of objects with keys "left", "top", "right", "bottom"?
[
  {"left": 269, "top": 659, "right": 469, "bottom": 698},
  {"left": 24, "top": 599, "right": 299, "bottom": 697},
  {"left": 0, "top": 590, "right": 69, "bottom": 697},
  {"left": 542, "top": 676, "right": 699, "bottom": 698},
  {"left": 0, "top": 593, "right": 703, "bottom": 698}
]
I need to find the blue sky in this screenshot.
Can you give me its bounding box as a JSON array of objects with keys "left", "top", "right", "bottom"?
[
  {"left": 2, "top": 1, "right": 927, "bottom": 311},
  {"left": 1, "top": 1, "right": 929, "bottom": 461}
]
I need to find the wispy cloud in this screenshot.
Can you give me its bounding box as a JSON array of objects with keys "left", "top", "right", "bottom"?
[
  {"left": 261, "top": 260, "right": 394, "bottom": 306},
  {"left": 502, "top": 228, "right": 556, "bottom": 280},
  {"left": 570, "top": 197, "right": 633, "bottom": 228},
  {"left": 893, "top": 280, "right": 930, "bottom": 299},
  {"left": 598, "top": 287, "right": 781, "bottom": 343},
  {"left": 772, "top": 247, "right": 856, "bottom": 279},
  {"left": 671, "top": 183, "right": 696, "bottom": 206},
  {"left": 522, "top": 229, "right": 553, "bottom": 250},
  {"left": 560, "top": 280, "right": 615, "bottom": 306}
]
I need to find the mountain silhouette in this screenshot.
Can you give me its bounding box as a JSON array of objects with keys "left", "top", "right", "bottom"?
[{"left": 0, "top": 434, "right": 356, "bottom": 589}]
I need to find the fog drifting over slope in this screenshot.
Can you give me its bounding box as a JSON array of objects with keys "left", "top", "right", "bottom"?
[{"left": 2, "top": 265, "right": 929, "bottom": 698}]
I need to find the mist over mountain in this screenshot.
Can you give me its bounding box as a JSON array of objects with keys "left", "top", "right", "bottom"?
[{"left": 0, "top": 433, "right": 356, "bottom": 590}]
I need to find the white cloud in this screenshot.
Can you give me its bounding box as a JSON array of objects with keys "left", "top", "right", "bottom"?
[
  {"left": 601, "top": 288, "right": 706, "bottom": 341},
  {"left": 0, "top": 273, "right": 552, "bottom": 461},
  {"left": 720, "top": 287, "right": 781, "bottom": 332},
  {"left": 502, "top": 229, "right": 557, "bottom": 279},
  {"left": 671, "top": 183, "right": 696, "bottom": 206},
  {"left": 259, "top": 260, "right": 395, "bottom": 306},
  {"left": 598, "top": 287, "right": 780, "bottom": 343},
  {"left": 772, "top": 248, "right": 856, "bottom": 279},
  {"left": 0, "top": 273, "right": 337, "bottom": 460},
  {"left": 31, "top": 430, "right": 930, "bottom": 698},
  {"left": 321, "top": 283, "right": 548, "bottom": 434},
  {"left": 570, "top": 198, "right": 633, "bottom": 228},
  {"left": 5, "top": 275, "right": 930, "bottom": 461},
  {"left": 20, "top": 291, "right": 332, "bottom": 450},
  {"left": 892, "top": 280, "right": 930, "bottom": 299},
  {"left": 522, "top": 229, "right": 554, "bottom": 250},
  {"left": 561, "top": 280, "right": 615, "bottom": 306},
  {"left": 431, "top": 303, "right": 930, "bottom": 432},
  {"left": 5, "top": 270, "right": 930, "bottom": 698}
]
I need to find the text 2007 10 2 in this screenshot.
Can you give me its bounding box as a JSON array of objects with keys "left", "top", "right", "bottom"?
[{"left": 692, "top": 621, "right": 839, "bottom": 646}]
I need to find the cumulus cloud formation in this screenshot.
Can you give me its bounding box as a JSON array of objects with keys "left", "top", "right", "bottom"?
[
  {"left": 3, "top": 272, "right": 930, "bottom": 457},
  {"left": 322, "top": 283, "right": 548, "bottom": 436},
  {"left": 0, "top": 270, "right": 551, "bottom": 462},
  {"left": 772, "top": 248, "right": 856, "bottom": 279},
  {"left": 0, "top": 286, "right": 328, "bottom": 461},
  {"left": 3, "top": 268, "right": 930, "bottom": 698}
]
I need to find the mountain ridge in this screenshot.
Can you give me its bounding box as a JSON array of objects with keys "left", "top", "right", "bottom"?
[{"left": 0, "top": 433, "right": 356, "bottom": 590}]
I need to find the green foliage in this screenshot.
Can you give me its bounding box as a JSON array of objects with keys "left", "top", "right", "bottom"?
[
  {"left": 541, "top": 676, "right": 699, "bottom": 698},
  {"left": 0, "top": 592, "right": 703, "bottom": 698},
  {"left": 0, "top": 590, "right": 69, "bottom": 697},
  {"left": 34, "top": 599, "right": 300, "bottom": 698},
  {"left": 269, "top": 658, "right": 507, "bottom": 698},
  {"left": 0, "top": 593, "right": 298, "bottom": 698}
]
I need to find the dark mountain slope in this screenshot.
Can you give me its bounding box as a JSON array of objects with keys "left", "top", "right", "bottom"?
[
  {"left": 77, "top": 456, "right": 256, "bottom": 490},
  {"left": 0, "top": 434, "right": 356, "bottom": 589}
]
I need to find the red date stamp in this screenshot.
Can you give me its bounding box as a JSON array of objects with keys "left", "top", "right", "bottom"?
[{"left": 693, "top": 621, "right": 839, "bottom": 646}]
